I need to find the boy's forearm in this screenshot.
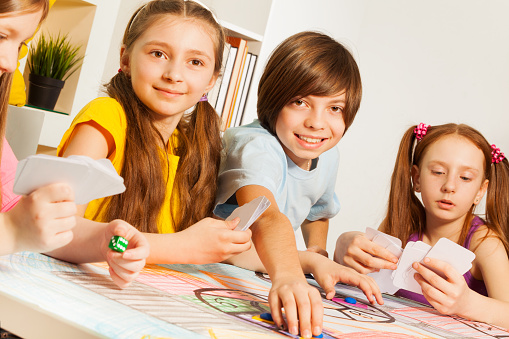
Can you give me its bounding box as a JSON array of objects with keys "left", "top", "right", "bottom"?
[
  {"left": 298, "top": 250, "right": 322, "bottom": 275},
  {"left": 251, "top": 213, "right": 304, "bottom": 280},
  {"left": 301, "top": 219, "right": 329, "bottom": 252}
]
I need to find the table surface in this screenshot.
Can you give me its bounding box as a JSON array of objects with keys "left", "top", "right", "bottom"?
[{"left": 0, "top": 252, "right": 508, "bottom": 339}]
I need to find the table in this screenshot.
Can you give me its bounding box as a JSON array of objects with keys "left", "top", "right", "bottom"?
[{"left": 0, "top": 252, "right": 508, "bottom": 338}]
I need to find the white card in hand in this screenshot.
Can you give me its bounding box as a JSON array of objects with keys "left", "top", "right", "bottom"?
[
  {"left": 392, "top": 241, "right": 431, "bottom": 294},
  {"left": 424, "top": 237, "right": 476, "bottom": 278},
  {"left": 226, "top": 196, "right": 271, "bottom": 231},
  {"left": 366, "top": 227, "right": 403, "bottom": 248},
  {"left": 365, "top": 227, "right": 403, "bottom": 294},
  {"left": 13, "top": 154, "right": 125, "bottom": 205}
]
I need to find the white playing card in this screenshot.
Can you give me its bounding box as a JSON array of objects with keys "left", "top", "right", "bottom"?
[
  {"left": 423, "top": 237, "right": 476, "bottom": 278},
  {"left": 13, "top": 154, "right": 125, "bottom": 205},
  {"left": 392, "top": 241, "right": 431, "bottom": 294},
  {"left": 368, "top": 269, "right": 400, "bottom": 294},
  {"left": 77, "top": 156, "right": 124, "bottom": 203},
  {"left": 366, "top": 227, "right": 403, "bottom": 248},
  {"left": 365, "top": 229, "right": 477, "bottom": 296},
  {"left": 226, "top": 196, "right": 271, "bottom": 231},
  {"left": 366, "top": 228, "right": 404, "bottom": 294}
]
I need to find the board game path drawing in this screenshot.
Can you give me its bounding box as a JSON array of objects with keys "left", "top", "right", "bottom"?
[{"left": 0, "top": 252, "right": 508, "bottom": 338}]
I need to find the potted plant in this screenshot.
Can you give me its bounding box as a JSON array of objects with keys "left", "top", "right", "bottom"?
[{"left": 26, "top": 33, "right": 83, "bottom": 111}]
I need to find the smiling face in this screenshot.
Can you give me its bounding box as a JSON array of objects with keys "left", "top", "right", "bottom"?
[
  {"left": 412, "top": 135, "right": 489, "bottom": 228},
  {"left": 121, "top": 15, "right": 217, "bottom": 124},
  {"left": 275, "top": 93, "right": 346, "bottom": 169},
  {"left": 0, "top": 9, "right": 43, "bottom": 76}
]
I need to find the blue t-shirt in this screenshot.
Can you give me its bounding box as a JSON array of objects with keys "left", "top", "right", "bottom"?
[{"left": 214, "top": 120, "right": 340, "bottom": 230}]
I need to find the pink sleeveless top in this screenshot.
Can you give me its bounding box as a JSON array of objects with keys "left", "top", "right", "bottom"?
[
  {"left": 395, "top": 216, "right": 488, "bottom": 305},
  {"left": 1, "top": 138, "right": 21, "bottom": 212}
]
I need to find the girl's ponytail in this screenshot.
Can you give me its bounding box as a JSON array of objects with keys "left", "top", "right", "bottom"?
[
  {"left": 172, "top": 99, "right": 221, "bottom": 232},
  {"left": 380, "top": 125, "right": 425, "bottom": 244},
  {"left": 485, "top": 154, "right": 509, "bottom": 253},
  {"left": 103, "top": 71, "right": 166, "bottom": 234}
]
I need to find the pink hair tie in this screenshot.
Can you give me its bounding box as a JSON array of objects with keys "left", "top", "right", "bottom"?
[
  {"left": 491, "top": 144, "right": 505, "bottom": 164},
  {"left": 414, "top": 123, "right": 429, "bottom": 140}
]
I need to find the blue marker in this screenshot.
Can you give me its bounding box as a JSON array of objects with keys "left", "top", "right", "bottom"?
[
  {"left": 313, "top": 334, "right": 324, "bottom": 338},
  {"left": 344, "top": 297, "right": 357, "bottom": 304},
  {"left": 260, "top": 312, "right": 273, "bottom": 322}
]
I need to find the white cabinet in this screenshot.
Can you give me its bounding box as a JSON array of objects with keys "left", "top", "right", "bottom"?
[{"left": 21, "top": 0, "right": 121, "bottom": 148}]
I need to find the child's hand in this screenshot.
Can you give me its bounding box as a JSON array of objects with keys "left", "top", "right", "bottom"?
[
  {"left": 268, "top": 275, "right": 323, "bottom": 338},
  {"left": 307, "top": 252, "right": 383, "bottom": 304},
  {"left": 5, "top": 183, "right": 77, "bottom": 253},
  {"left": 179, "top": 217, "right": 252, "bottom": 264},
  {"left": 103, "top": 220, "right": 149, "bottom": 288},
  {"left": 334, "top": 231, "right": 398, "bottom": 273},
  {"left": 413, "top": 257, "right": 473, "bottom": 316},
  {"left": 306, "top": 245, "right": 328, "bottom": 258}
]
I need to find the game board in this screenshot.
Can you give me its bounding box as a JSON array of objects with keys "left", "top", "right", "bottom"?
[{"left": 0, "top": 252, "right": 508, "bottom": 338}]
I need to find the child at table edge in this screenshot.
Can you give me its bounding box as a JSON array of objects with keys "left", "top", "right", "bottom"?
[
  {"left": 214, "top": 31, "right": 383, "bottom": 338},
  {"left": 335, "top": 122, "right": 509, "bottom": 328}
]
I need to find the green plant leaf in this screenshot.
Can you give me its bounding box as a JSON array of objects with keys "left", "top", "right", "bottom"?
[{"left": 27, "top": 32, "right": 84, "bottom": 81}]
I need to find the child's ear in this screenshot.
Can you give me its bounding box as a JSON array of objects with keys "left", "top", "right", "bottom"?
[
  {"left": 411, "top": 165, "right": 421, "bottom": 192},
  {"left": 119, "top": 45, "right": 130, "bottom": 74},
  {"left": 204, "top": 73, "right": 219, "bottom": 94},
  {"left": 474, "top": 179, "right": 489, "bottom": 205}
]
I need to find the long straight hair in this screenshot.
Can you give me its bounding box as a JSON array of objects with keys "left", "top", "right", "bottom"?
[
  {"left": 0, "top": 0, "right": 49, "bottom": 205},
  {"left": 380, "top": 123, "right": 509, "bottom": 254},
  {"left": 101, "top": 0, "right": 224, "bottom": 233}
]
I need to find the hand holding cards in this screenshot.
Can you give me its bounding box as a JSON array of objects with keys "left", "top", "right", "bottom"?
[
  {"left": 13, "top": 154, "right": 125, "bottom": 205},
  {"left": 365, "top": 227, "right": 475, "bottom": 295},
  {"left": 226, "top": 196, "right": 271, "bottom": 231},
  {"left": 393, "top": 237, "right": 476, "bottom": 294},
  {"left": 366, "top": 227, "right": 404, "bottom": 294}
]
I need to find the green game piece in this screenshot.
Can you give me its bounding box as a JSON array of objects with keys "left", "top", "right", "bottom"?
[{"left": 109, "top": 235, "right": 128, "bottom": 253}]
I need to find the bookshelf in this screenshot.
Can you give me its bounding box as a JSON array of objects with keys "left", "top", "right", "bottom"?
[
  {"left": 16, "top": 0, "right": 271, "bottom": 148},
  {"left": 200, "top": 0, "right": 272, "bottom": 130}
]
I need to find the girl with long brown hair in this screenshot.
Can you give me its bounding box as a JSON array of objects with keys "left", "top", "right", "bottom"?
[
  {"left": 57, "top": 0, "right": 251, "bottom": 265},
  {"left": 335, "top": 123, "right": 509, "bottom": 328}
]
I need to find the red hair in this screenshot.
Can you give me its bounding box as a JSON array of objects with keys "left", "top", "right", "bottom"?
[{"left": 380, "top": 123, "right": 509, "bottom": 254}]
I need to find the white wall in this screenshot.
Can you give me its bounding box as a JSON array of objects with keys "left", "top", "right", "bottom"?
[{"left": 242, "top": 0, "right": 509, "bottom": 255}]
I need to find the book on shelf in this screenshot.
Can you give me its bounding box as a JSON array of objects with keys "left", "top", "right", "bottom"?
[
  {"left": 232, "top": 53, "right": 257, "bottom": 127},
  {"left": 220, "top": 36, "right": 248, "bottom": 131},
  {"left": 229, "top": 53, "right": 251, "bottom": 128},
  {"left": 208, "top": 42, "right": 231, "bottom": 108},
  {"left": 212, "top": 43, "right": 236, "bottom": 114}
]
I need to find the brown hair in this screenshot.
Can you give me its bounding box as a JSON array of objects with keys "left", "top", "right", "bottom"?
[
  {"left": 257, "top": 31, "right": 362, "bottom": 135},
  {"left": 380, "top": 123, "right": 509, "bottom": 254},
  {"left": 101, "top": 0, "right": 224, "bottom": 233},
  {"left": 0, "top": 0, "right": 49, "bottom": 204}
]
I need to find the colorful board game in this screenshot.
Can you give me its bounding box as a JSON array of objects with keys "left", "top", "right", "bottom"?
[{"left": 0, "top": 252, "right": 508, "bottom": 338}]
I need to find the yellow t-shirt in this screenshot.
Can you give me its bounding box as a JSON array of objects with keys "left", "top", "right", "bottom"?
[{"left": 57, "top": 97, "right": 179, "bottom": 233}]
